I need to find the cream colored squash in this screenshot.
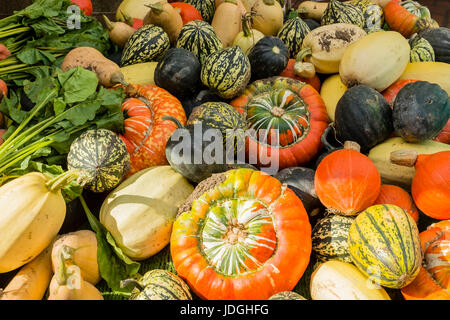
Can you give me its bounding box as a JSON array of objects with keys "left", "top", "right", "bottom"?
[
  {"left": 310, "top": 260, "right": 391, "bottom": 300},
  {"left": 320, "top": 74, "right": 348, "bottom": 121},
  {"left": 116, "top": 0, "right": 164, "bottom": 21},
  {"left": 99, "top": 166, "right": 194, "bottom": 260},
  {"left": 110, "top": 62, "right": 158, "bottom": 86},
  {"left": 398, "top": 62, "right": 450, "bottom": 95}
]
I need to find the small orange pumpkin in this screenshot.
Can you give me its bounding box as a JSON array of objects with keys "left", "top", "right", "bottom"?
[
  {"left": 373, "top": 184, "right": 419, "bottom": 223},
  {"left": 401, "top": 220, "right": 450, "bottom": 300},
  {"left": 314, "top": 141, "right": 381, "bottom": 216}
]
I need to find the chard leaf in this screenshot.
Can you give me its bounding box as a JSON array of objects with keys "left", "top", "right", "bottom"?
[{"left": 59, "top": 67, "right": 99, "bottom": 104}]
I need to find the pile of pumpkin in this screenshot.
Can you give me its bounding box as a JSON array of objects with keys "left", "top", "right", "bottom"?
[{"left": 0, "top": 0, "right": 449, "bottom": 301}]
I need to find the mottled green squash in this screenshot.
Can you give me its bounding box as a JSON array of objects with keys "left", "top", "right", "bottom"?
[
  {"left": 185, "top": 0, "right": 215, "bottom": 23},
  {"left": 269, "top": 291, "right": 307, "bottom": 300},
  {"left": 277, "top": 12, "right": 311, "bottom": 58},
  {"left": 321, "top": 0, "right": 365, "bottom": 29},
  {"left": 351, "top": 0, "right": 384, "bottom": 33},
  {"left": 409, "top": 34, "right": 435, "bottom": 62},
  {"left": 401, "top": 0, "right": 431, "bottom": 19}
]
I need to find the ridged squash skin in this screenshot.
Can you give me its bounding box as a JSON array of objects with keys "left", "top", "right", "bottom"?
[
  {"left": 320, "top": 74, "right": 347, "bottom": 121},
  {"left": 277, "top": 16, "right": 311, "bottom": 58},
  {"left": 347, "top": 204, "right": 421, "bottom": 289},
  {"left": 100, "top": 166, "right": 193, "bottom": 260},
  {"left": 398, "top": 62, "right": 450, "bottom": 95},
  {"left": 310, "top": 260, "right": 391, "bottom": 300},
  {"left": 0, "top": 173, "right": 66, "bottom": 273},
  {"left": 321, "top": 0, "right": 365, "bottom": 29},
  {"left": 185, "top": 0, "right": 216, "bottom": 23},
  {"left": 339, "top": 31, "right": 410, "bottom": 91}
]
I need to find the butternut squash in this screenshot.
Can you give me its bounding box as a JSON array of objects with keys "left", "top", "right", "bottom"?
[
  {"left": 143, "top": 1, "right": 183, "bottom": 45},
  {"left": 397, "top": 62, "right": 450, "bottom": 95},
  {"left": 103, "top": 15, "right": 136, "bottom": 48},
  {"left": 251, "top": 0, "right": 284, "bottom": 36},
  {"left": 212, "top": 0, "right": 243, "bottom": 48},
  {"left": 320, "top": 74, "right": 348, "bottom": 121}
]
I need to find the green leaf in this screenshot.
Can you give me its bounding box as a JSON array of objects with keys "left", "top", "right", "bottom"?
[
  {"left": 58, "top": 67, "right": 99, "bottom": 104},
  {"left": 17, "top": 48, "right": 57, "bottom": 66},
  {"left": 53, "top": 97, "right": 66, "bottom": 115}
]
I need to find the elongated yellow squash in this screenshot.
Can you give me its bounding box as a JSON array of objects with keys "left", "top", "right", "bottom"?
[
  {"left": 0, "top": 173, "right": 66, "bottom": 273},
  {"left": 110, "top": 62, "right": 158, "bottom": 86},
  {"left": 320, "top": 74, "right": 347, "bottom": 121},
  {"left": 397, "top": 62, "right": 450, "bottom": 95},
  {"left": 310, "top": 260, "right": 391, "bottom": 300}
]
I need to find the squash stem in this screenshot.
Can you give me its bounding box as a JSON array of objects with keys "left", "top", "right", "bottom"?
[
  {"left": 46, "top": 169, "right": 81, "bottom": 192},
  {"left": 145, "top": 3, "right": 165, "bottom": 14},
  {"left": 162, "top": 115, "right": 184, "bottom": 129},
  {"left": 295, "top": 47, "right": 312, "bottom": 62}
]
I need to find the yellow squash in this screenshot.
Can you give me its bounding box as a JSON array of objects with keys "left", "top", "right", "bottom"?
[
  {"left": 397, "top": 62, "right": 450, "bottom": 95},
  {"left": 116, "top": 0, "right": 163, "bottom": 21},
  {"left": 110, "top": 62, "right": 158, "bottom": 86},
  {"left": 320, "top": 74, "right": 348, "bottom": 121}
]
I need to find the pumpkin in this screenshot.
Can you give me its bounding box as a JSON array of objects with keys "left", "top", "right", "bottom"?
[
  {"left": 176, "top": 20, "right": 223, "bottom": 65},
  {"left": 170, "top": 2, "right": 203, "bottom": 25},
  {"left": 170, "top": 168, "right": 312, "bottom": 300},
  {"left": 339, "top": 30, "right": 410, "bottom": 91},
  {"left": 373, "top": 185, "right": 419, "bottom": 224},
  {"left": 350, "top": 0, "right": 384, "bottom": 33},
  {"left": 277, "top": 11, "right": 311, "bottom": 58},
  {"left": 118, "top": 84, "right": 187, "bottom": 177},
  {"left": 400, "top": 0, "right": 431, "bottom": 19},
  {"left": 321, "top": 0, "right": 365, "bottom": 29},
  {"left": 123, "top": 269, "right": 192, "bottom": 300},
  {"left": 100, "top": 166, "right": 194, "bottom": 260},
  {"left": 319, "top": 74, "right": 347, "bottom": 122},
  {"left": 185, "top": 0, "right": 215, "bottom": 23},
  {"left": 348, "top": 204, "right": 421, "bottom": 289},
  {"left": 269, "top": 291, "right": 307, "bottom": 300},
  {"left": 398, "top": 62, "right": 450, "bottom": 95},
  {"left": 382, "top": 79, "right": 418, "bottom": 106},
  {"left": 279, "top": 59, "right": 321, "bottom": 92},
  {"left": 120, "top": 24, "right": 170, "bottom": 67},
  {"left": 67, "top": 129, "right": 130, "bottom": 193},
  {"left": 311, "top": 213, "right": 355, "bottom": 263},
  {"left": 230, "top": 77, "right": 329, "bottom": 170},
  {"left": 200, "top": 45, "right": 251, "bottom": 99},
  {"left": 409, "top": 34, "right": 435, "bottom": 62},
  {"left": 418, "top": 27, "right": 450, "bottom": 64},
  {"left": 71, "top": 0, "right": 93, "bottom": 16},
  {"left": 154, "top": 48, "right": 202, "bottom": 99},
  {"left": 314, "top": 141, "right": 381, "bottom": 216},
  {"left": 310, "top": 260, "right": 391, "bottom": 300},
  {"left": 248, "top": 36, "right": 289, "bottom": 81},
  {"left": 401, "top": 220, "right": 450, "bottom": 300},
  {"left": 390, "top": 150, "right": 450, "bottom": 220},
  {"left": 392, "top": 81, "right": 449, "bottom": 142},
  {"left": 434, "top": 119, "right": 450, "bottom": 144}
]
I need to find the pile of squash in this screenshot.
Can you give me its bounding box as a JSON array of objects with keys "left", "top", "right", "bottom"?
[{"left": 0, "top": 0, "right": 449, "bottom": 301}]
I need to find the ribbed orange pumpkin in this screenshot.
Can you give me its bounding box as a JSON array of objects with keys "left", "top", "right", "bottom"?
[
  {"left": 402, "top": 220, "right": 450, "bottom": 300},
  {"left": 373, "top": 184, "right": 419, "bottom": 223},
  {"left": 314, "top": 141, "right": 381, "bottom": 216},
  {"left": 119, "top": 84, "right": 187, "bottom": 176},
  {"left": 391, "top": 150, "right": 450, "bottom": 220}
]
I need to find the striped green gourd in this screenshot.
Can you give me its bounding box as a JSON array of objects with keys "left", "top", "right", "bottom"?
[
  {"left": 401, "top": 0, "right": 431, "bottom": 19},
  {"left": 200, "top": 45, "right": 251, "bottom": 99},
  {"left": 409, "top": 34, "right": 435, "bottom": 62},
  {"left": 277, "top": 11, "right": 311, "bottom": 58},
  {"left": 185, "top": 0, "right": 215, "bottom": 23},
  {"left": 321, "top": 0, "right": 365, "bottom": 29},
  {"left": 67, "top": 129, "right": 130, "bottom": 193},
  {"left": 351, "top": 0, "right": 384, "bottom": 33},
  {"left": 347, "top": 204, "right": 421, "bottom": 289},
  {"left": 120, "top": 24, "right": 170, "bottom": 67},
  {"left": 312, "top": 213, "right": 355, "bottom": 263},
  {"left": 176, "top": 20, "right": 223, "bottom": 65},
  {"left": 269, "top": 291, "right": 307, "bottom": 300}
]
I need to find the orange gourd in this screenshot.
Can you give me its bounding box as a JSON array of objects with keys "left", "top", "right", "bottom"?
[
  {"left": 315, "top": 141, "right": 381, "bottom": 216},
  {"left": 119, "top": 84, "right": 186, "bottom": 177},
  {"left": 402, "top": 220, "right": 450, "bottom": 300},
  {"left": 391, "top": 150, "right": 450, "bottom": 220},
  {"left": 170, "top": 2, "right": 203, "bottom": 25},
  {"left": 381, "top": 79, "right": 418, "bottom": 107},
  {"left": 373, "top": 184, "right": 419, "bottom": 223}
]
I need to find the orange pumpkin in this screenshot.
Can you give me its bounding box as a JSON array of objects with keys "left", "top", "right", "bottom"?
[
  {"left": 391, "top": 150, "right": 450, "bottom": 220},
  {"left": 119, "top": 84, "right": 186, "bottom": 176},
  {"left": 434, "top": 119, "right": 450, "bottom": 144},
  {"left": 373, "top": 184, "right": 419, "bottom": 223},
  {"left": 279, "top": 59, "right": 321, "bottom": 92},
  {"left": 170, "top": 2, "right": 203, "bottom": 25},
  {"left": 401, "top": 220, "right": 450, "bottom": 300},
  {"left": 314, "top": 141, "right": 381, "bottom": 216},
  {"left": 170, "top": 168, "right": 312, "bottom": 300}
]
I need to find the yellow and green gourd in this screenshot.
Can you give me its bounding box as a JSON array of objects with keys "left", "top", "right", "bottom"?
[
  {"left": 277, "top": 10, "right": 311, "bottom": 58},
  {"left": 185, "top": 0, "right": 216, "bottom": 23},
  {"left": 409, "top": 34, "right": 435, "bottom": 62},
  {"left": 350, "top": 0, "right": 384, "bottom": 33},
  {"left": 321, "top": 0, "right": 365, "bottom": 29}
]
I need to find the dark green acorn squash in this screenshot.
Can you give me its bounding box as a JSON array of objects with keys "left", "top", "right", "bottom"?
[
  {"left": 176, "top": 20, "right": 223, "bottom": 65},
  {"left": 409, "top": 34, "right": 435, "bottom": 62},
  {"left": 67, "top": 129, "right": 130, "bottom": 193},
  {"left": 154, "top": 48, "right": 201, "bottom": 100},
  {"left": 303, "top": 19, "right": 320, "bottom": 31},
  {"left": 184, "top": 0, "right": 215, "bottom": 23},
  {"left": 335, "top": 85, "right": 393, "bottom": 152},
  {"left": 201, "top": 46, "right": 251, "bottom": 99},
  {"left": 277, "top": 12, "right": 311, "bottom": 58},
  {"left": 393, "top": 81, "right": 450, "bottom": 142},
  {"left": 321, "top": 0, "right": 365, "bottom": 29},
  {"left": 419, "top": 27, "right": 450, "bottom": 63},
  {"left": 248, "top": 36, "right": 289, "bottom": 82},
  {"left": 120, "top": 25, "right": 170, "bottom": 67}
]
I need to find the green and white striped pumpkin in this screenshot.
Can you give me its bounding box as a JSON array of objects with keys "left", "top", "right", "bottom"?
[
  {"left": 200, "top": 45, "right": 251, "bottom": 99},
  {"left": 312, "top": 213, "right": 354, "bottom": 263},
  {"left": 321, "top": 0, "right": 365, "bottom": 29},
  {"left": 409, "top": 34, "right": 435, "bottom": 62},
  {"left": 347, "top": 204, "right": 421, "bottom": 289},
  {"left": 121, "top": 24, "right": 170, "bottom": 67},
  {"left": 351, "top": 0, "right": 384, "bottom": 33},
  {"left": 67, "top": 129, "right": 130, "bottom": 193},
  {"left": 176, "top": 20, "right": 223, "bottom": 65},
  {"left": 401, "top": 0, "right": 431, "bottom": 19},
  {"left": 277, "top": 12, "right": 311, "bottom": 58},
  {"left": 185, "top": 0, "right": 215, "bottom": 23},
  {"left": 128, "top": 269, "right": 192, "bottom": 300}
]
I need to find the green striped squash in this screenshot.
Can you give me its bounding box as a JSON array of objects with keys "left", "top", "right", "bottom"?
[
  {"left": 121, "top": 25, "right": 170, "bottom": 67},
  {"left": 67, "top": 129, "right": 130, "bottom": 193},
  {"left": 128, "top": 269, "right": 192, "bottom": 300},
  {"left": 201, "top": 45, "right": 251, "bottom": 99},
  {"left": 277, "top": 13, "right": 311, "bottom": 58},
  {"left": 351, "top": 0, "right": 384, "bottom": 33},
  {"left": 185, "top": 0, "right": 215, "bottom": 23},
  {"left": 347, "top": 204, "right": 421, "bottom": 289},
  {"left": 312, "top": 214, "right": 354, "bottom": 263},
  {"left": 176, "top": 20, "right": 223, "bottom": 65},
  {"left": 321, "top": 0, "right": 365, "bottom": 29},
  {"left": 401, "top": 0, "right": 431, "bottom": 19},
  {"left": 269, "top": 291, "right": 307, "bottom": 300},
  {"left": 409, "top": 34, "right": 435, "bottom": 62}
]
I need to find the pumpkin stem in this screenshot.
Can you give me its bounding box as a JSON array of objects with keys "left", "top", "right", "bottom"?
[
  {"left": 343, "top": 141, "right": 361, "bottom": 153},
  {"left": 390, "top": 149, "right": 419, "bottom": 167},
  {"left": 162, "top": 116, "right": 184, "bottom": 129}
]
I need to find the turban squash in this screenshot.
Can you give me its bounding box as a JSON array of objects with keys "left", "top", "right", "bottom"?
[{"left": 170, "top": 168, "right": 312, "bottom": 300}]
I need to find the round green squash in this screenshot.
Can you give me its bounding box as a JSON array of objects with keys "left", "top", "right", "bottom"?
[
  {"left": 277, "top": 13, "right": 311, "bottom": 58},
  {"left": 393, "top": 81, "right": 450, "bottom": 142},
  {"left": 321, "top": 0, "right": 365, "bottom": 29},
  {"left": 409, "top": 34, "right": 435, "bottom": 62},
  {"left": 184, "top": 0, "right": 215, "bottom": 23},
  {"left": 67, "top": 129, "right": 130, "bottom": 193},
  {"left": 347, "top": 204, "right": 421, "bottom": 289},
  {"left": 269, "top": 291, "right": 307, "bottom": 300},
  {"left": 312, "top": 214, "right": 355, "bottom": 263},
  {"left": 200, "top": 45, "right": 251, "bottom": 99}
]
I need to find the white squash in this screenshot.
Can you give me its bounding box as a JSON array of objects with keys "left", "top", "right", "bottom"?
[{"left": 100, "top": 166, "right": 194, "bottom": 260}]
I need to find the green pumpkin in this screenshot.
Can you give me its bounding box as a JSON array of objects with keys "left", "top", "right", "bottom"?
[
  {"left": 184, "top": 0, "right": 215, "bottom": 23},
  {"left": 277, "top": 12, "right": 311, "bottom": 58},
  {"left": 67, "top": 129, "right": 130, "bottom": 193},
  {"left": 401, "top": 0, "right": 431, "bottom": 19},
  {"left": 321, "top": 0, "right": 365, "bottom": 29},
  {"left": 351, "top": 0, "right": 384, "bottom": 33},
  {"left": 200, "top": 46, "right": 251, "bottom": 99},
  {"left": 121, "top": 24, "right": 170, "bottom": 67},
  {"left": 409, "top": 34, "right": 435, "bottom": 62},
  {"left": 176, "top": 20, "right": 223, "bottom": 65}
]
